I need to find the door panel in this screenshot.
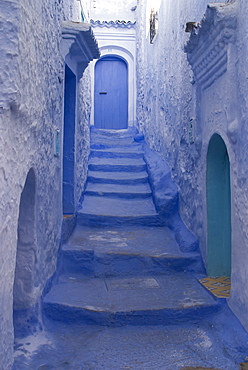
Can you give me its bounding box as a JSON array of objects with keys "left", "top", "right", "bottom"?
[
  {"left": 94, "top": 57, "right": 128, "bottom": 129},
  {"left": 207, "top": 134, "right": 232, "bottom": 277}
]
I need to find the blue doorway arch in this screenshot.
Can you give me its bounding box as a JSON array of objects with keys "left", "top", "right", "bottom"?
[
  {"left": 94, "top": 56, "right": 128, "bottom": 129},
  {"left": 206, "top": 134, "right": 232, "bottom": 277}
]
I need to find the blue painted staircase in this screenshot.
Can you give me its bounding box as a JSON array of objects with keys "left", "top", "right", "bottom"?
[{"left": 43, "top": 128, "right": 219, "bottom": 326}]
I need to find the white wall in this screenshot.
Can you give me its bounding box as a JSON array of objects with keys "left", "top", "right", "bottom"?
[
  {"left": 136, "top": 0, "right": 248, "bottom": 331},
  {"left": 90, "top": 0, "right": 136, "bottom": 22},
  {"left": 0, "top": 0, "right": 93, "bottom": 367},
  {"left": 228, "top": 0, "right": 248, "bottom": 331}
]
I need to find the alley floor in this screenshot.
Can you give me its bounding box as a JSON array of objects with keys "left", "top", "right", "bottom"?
[
  {"left": 13, "top": 305, "right": 248, "bottom": 370},
  {"left": 13, "top": 129, "right": 248, "bottom": 369}
]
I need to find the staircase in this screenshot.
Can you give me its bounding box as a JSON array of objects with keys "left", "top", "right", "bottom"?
[
  {"left": 43, "top": 128, "right": 219, "bottom": 326},
  {"left": 77, "top": 127, "right": 162, "bottom": 227}
]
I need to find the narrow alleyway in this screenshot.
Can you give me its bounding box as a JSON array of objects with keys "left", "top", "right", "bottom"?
[{"left": 14, "top": 129, "right": 248, "bottom": 370}]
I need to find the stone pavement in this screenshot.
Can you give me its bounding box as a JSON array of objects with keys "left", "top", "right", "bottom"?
[{"left": 14, "top": 128, "right": 248, "bottom": 369}]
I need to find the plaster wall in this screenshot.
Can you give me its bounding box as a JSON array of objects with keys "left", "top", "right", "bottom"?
[
  {"left": 135, "top": 0, "right": 222, "bottom": 243},
  {"left": 90, "top": 0, "right": 136, "bottom": 22},
  {"left": 227, "top": 0, "right": 248, "bottom": 331},
  {"left": 136, "top": 0, "right": 248, "bottom": 331},
  {"left": 0, "top": 0, "right": 92, "bottom": 367},
  {"left": 90, "top": 24, "right": 136, "bottom": 127}
]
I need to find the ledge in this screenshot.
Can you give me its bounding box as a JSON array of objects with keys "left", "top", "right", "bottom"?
[
  {"left": 61, "top": 21, "right": 100, "bottom": 78},
  {"left": 184, "top": 3, "right": 237, "bottom": 90},
  {"left": 91, "top": 20, "right": 136, "bottom": 29}
]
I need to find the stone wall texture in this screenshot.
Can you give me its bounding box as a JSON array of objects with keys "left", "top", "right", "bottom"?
[
  {"left": 0, "top": 0, "right": 92, "bottom": 368},
  {"left": 135, "top": 0, "right": 215, "bottom": 253},
  {"left": 136, "top": 0, "right": 248, "bottom": 331}
]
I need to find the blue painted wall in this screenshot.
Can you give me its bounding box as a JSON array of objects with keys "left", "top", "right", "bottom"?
[
  {"left": 207, "top": 134, "right": 231, "bottom": 277},
  {"left": 94, "top": 56, "right": 128, "bottom": 129},
  {"left": 63, "top": 65, "right": 76, "bottom": 214}
]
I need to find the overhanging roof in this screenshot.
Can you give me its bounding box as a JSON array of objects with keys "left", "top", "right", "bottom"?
[{"left": 61, "top": 21, "right": 100, "bottom": 78}]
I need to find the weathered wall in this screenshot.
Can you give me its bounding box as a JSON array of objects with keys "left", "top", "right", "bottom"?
[
  {"left": 90, "top": 0, "right": 136, "bottom": 22},
  {"left": 76, "top": 68, "right": 92, "bottom": 203},
  {"left": 135, "top": 0, "right": 217, "bottom": 249},
  {"left": 0, "top": 0, "right": 92, "bottom": 367},
  {"left": 136, "top": 0, "right": 248, "bottom": 331},
  {"left": 228, "top": 0, "right": 248, "bottom": 331}
]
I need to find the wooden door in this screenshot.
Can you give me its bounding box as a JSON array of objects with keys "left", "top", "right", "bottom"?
[{"left": 94, "top": 56, "right": 128, "bottom": 129}]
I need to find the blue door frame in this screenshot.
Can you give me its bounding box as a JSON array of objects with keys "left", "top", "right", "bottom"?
[
  {"left": 207, "top": 134, "right": 232, "bottom": 277},
  {"left": 94, "top": 56, "right": 128, "bottom": 129},
  {"left": 63, "top": 65, "right": 76, "bottom": 214}
]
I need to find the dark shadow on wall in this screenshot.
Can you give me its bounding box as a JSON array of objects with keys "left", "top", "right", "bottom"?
[
  {"left": 63, "top": 65, "right": 76, "bottom": 215},
  {"left": 13, "top": 168, "right": 41, "bottom": 338}
]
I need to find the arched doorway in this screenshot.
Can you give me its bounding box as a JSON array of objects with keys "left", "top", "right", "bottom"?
[
  {"left": 13, "top": 168, "right": 38, "bottom": 336},
  {"left": 94, "top": 55, "right": 128, "bottom": 129},
  {"left": 206, "top": 134, "right": 232, "bottom": 277}
]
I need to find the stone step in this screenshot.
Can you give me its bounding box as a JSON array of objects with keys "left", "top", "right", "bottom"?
[
  {"left": 88, "top": 157, "right": 146, "bottom": 172},
  {"left": 90, "top": 148, "right": 144, "bottom": 159},
  {"left": 87, "top": 170, "right": 149, "bottom": 185},
  {"left": 61, "top": 226, "right": 205, "bottom": 276},
  {"left": 84, "top": 182, "right": 152, "bottom": 199},
  {"left": 43, "top": 272, "right": 220, "bottom": 326},
  {"left": 90, "top": 127, "right": 138, "bottom": 138},
  {"left": 77, "top": 196, "right": 162, "bottom": 226}
]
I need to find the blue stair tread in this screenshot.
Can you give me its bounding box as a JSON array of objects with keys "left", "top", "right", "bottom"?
[
  {"left": 89, "top": 157, "right": 145, "bottom": 166},
  {"left": 79, "top": 196, "right": 158, "bottom": 217},
  {"left": 90, "top": 149, "right": 143, "bottom": 159},
  {"left": 84, "top": 182, "right": 152, "bottom": 196},
  {"left": 61, "top": 225, "right": 204, "bottom": 276},
  {"left": 91, "top": 147, "right": 143, "bottom": 154},
  {"left": 91, "top": 127, "right": 137, "bottom": 137},
  {"left": 63, "top": 225, "right": 182, "bottom": 256},
  {"left": 87, "top": 170, "right": 148, "bottom": 181},
  {"left": 91, "top": 138, "right": 140, "bottom": 148},
  {"left": 44, "top": 273, "right": 218, "bottom": 314}
]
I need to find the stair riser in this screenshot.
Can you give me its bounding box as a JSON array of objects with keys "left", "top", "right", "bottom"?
[
  {"left": 84, "top": 191, "right": 152, "bottom": 199},
  {"left": 43, "top": 303, "right": 221, "bottom": 327},
  {"left": 77, "top": 214, "right": 164, "bottom": 227},
  {"left": 88, "top": 164, "right": 147, "bottom": 172},
  {"left": 87, "top": 176, "right": 149, "bottom": 185},
  {"left": 91, "top": 143, "right": 141, "bottom": 150},
  {"left": 60, "top": 251, "right": 205, "bottom": 277},
  {"left": 90, "top": 151, "right": 144, "bottom": 159}
]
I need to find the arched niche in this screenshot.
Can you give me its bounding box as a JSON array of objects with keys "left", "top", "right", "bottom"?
[
  {"left": 206, "top": 134, "right": 232, "bottom": 277},
  {"left": 14, "top": 168, "right": 37, "bottom": 311}
]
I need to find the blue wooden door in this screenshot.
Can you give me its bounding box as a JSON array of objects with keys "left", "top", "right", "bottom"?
[{"left": 94, "top": 56, "right": 128, "bottom": 129}]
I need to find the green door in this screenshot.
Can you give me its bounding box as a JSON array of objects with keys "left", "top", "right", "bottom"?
[{"left": 207, "top": 134, "right": 232, "bottom": 277}]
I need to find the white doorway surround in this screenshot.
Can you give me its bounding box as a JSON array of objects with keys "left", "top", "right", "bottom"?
[{"left": 90, "top": 20, "right": 136, "bottom": 127}]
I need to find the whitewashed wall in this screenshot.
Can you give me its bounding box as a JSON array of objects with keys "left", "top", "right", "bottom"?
[
  {"left": 136, "top": 0, "right": 248, "bottom": 331},
  {"left": 135, "top": 0, "right": 216, "bottom": 246},
  {"left": 228, "top": 0, "right": 248, "bottom": 331},
  {"left": 0, "top": 0, "right": 92, "bottom": 367},
  {"left": 90, "top": 0, "right": 136, "bottom": 22}
]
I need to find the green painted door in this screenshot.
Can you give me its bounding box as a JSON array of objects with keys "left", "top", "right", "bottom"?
[{"left": 207, "top": 134, "right": 232, "bottom": 277}]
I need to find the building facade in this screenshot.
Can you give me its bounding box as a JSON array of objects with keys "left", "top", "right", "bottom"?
[
  {"left": 0, "top": 1, "right": 99, "bottom": 368},
  {"left": 135, "top": 0, "right": 248, "bottom": 331}
]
